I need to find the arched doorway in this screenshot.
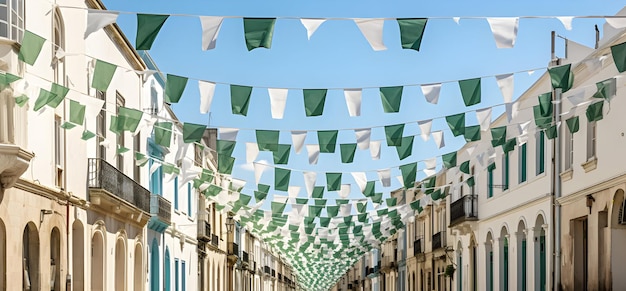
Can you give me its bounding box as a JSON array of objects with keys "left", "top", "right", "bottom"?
[
  {"left": 115, "top": 238, "right": 126, "bottom": 291},
  {"left": 150, "top": 239, "right": 159, "bottom": 291},
  {"left": 534, "top": 215, "right": 546, "bottom": 291},
  {"left": 485, "top": 231, "right": 493, "bottom": 291},
  {"left": 72, "top": 221, "right": 85, "bottom": 291},
  {"left": 23, "top": 222, "right": 40, "bottom": 291},
  {"left": 517, "top": 220, "right": 527, "bottom": 291},
  {"left": 457, "top": 241, "right": 463, "bottom": 291},
  {"left": 50, "top": 227, "right": 62, "bottom": 291},
  {"left": 91, "top": 231, "right": 105, "bottom": 291},
  {"left": 610, "top": 189, "right": 626, "bottom": 289},
  {"left": 500, "top": 227, "right": 509, "bottom": 291},
  {"left": 134, "top": 243, "right": 143, "bottom": 291},
  {"left": 164, "top": 248, "right": 170, "bottom": 291}
]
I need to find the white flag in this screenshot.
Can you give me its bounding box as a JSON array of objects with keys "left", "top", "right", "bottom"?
[
  {"left": 306, "top": 144, "right": 320, "bottom": 165},
  {"left": 351, "top": 172, "right": 367, "bottom": 193},
  {"left": 432, "top": 131, "right": 445, "bottom": 149},
  {"left": 339, "top": 184, "right": 351, "bottom": 199},
  {"left": 486, "top": 18, "right": 519, "bottom": 49},
  {"left": 557, "top": 16, "right": 574, "bottom": 30},
  {"left": 354, "top": 18, "right": 387, "bottom": 51},
  {"left": 268, "top": 88, "right": 288, "bottom": 119},
  {"left": 606, "top": 16, "right": 626, "bottom": 29},
  {"left": 344, "top": 88, "right": 362, "bottom": 117},
  {"left": 198, "top": 80, "right": 216, "bottom": 114},
  {"left": 476, "top": 107, "right": 492, "bottom": 131},
  {"left": 85, "top": 10, "right": 119, "bottom": 38},
  {"left": 199, "top": 16, "right": 224, "bottom": 50},
  {"left": 421, "top": 83, "right": 442, "bottom": 104},
  {"left": 246, "top": 143, "right": 259, "bottom": 163},
  {"left": 355, "top": 128, "right": 371, "bottom": 150},
  {"left": 300, "top": 18, "right": 326, "bottom": 40},
  {"left": 377, "top": 169, "right": 391, "bottom": 187},
  {"left": 424, "top": 157, "right": 437, "bottom": 169},
  {"left": 291, "top": 131, "right": 307, "bottom": 154},
  {"left": 505, "top": 101, "right": 519, "bottom": 122},
  {"left": 370, "top": 140, "right": 381, "bottom": 160},
  {"left": 303, "top": 171, "right": 317, "bottom": 197},
  {"left": 253, "top": 162, "right": 268, "bottom": 187},
  {"left": 495, "top": 73, "right": 514, "bottom": 103},
  {"left": 219, "top": 128, "right": 239, "bottom": 141},
  {"left": 288, "top": 186, "right": 301, "bottom": 198},
  {"left": 417, "top": 119, "right": 432, "bottom": 141}
]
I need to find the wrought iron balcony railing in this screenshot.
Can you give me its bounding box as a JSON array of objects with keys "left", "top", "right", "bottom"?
[
  {"left": 413, "top": 237, "right": 424, "bottom": 256},
  {"left": 198, "top": 221, "right": 211, "bottom": 241},
  {"left": 211, "top": 234, "right": 219, "bottom": 247},
  {"left": 230, "top": 242, "right": 239, "bottom": 256},
  {"left": 432, "top": 231, "right": 446, "bottom": 250},
  {"left": 150, "top": 194, "right": 171, "bottom": 225},
  {"left": 87, "top": 158, "right": 150, "bottom": 213},
  {"left": 449, "top": 194, "right": 478, "bottom": 227},
  {"left": 243, "top": 251, "right": 249, "bottom": 263}
]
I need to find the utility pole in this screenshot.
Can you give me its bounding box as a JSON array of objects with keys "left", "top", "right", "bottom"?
[{"left": 550, "top": 31, "right": 562, "bottom": 291}]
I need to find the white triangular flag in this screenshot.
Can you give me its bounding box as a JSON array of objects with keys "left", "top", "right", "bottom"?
[
  {"left": 303, "top": 171, "right": 317, "bottom": 197},
  {"left": 344, "top": 88, "right": 362, "bottom": 117},
  {"left": 453, "top": 17, "right": 461, "bottom": 25},
  {"left": 557, "top": 16, "right": 574, "bottom": 30},
  {"left": 421, "top": 83, "right": 442, "bottom": 104},
  {"left": 351, "top": 172, "right": 367, "bottom": 193},
  {"left": 99, "top": 138, "right": 111, "bottom": 149},
  {"left": 268, "top": 88, "right": 288, "bottom": 119},
  {"left": 354, "top": 128, "right": 371, "bottom": 150},
  {"left": 424, "top": 157, "right": 437, "bottom": 169},
  {"left": 288, "top": 186, "right": 301, "bottom": 198},
  {"left": 505, "top": 101, "right": 519, "bottom": 123},
  {"left": 564, "top": 39, "right": 595, "bottom": 65},
  {"left": 199, "top": 16, "right": 224, "bottom": 50},
  {"left": 606, "top": 16, "right": 626, "bottom": 29},
  {"left": 198, "top": 80, "right": 216, "bottom": 114},
  {"left": 246, "top": 143, "right": 259, "bottom": 163},
  {"left": 369, "top": 140, "right": 381, "bottom": 160},
  {"left": 417, "top": 119, "right": 432, "bottom": 141},
  {"left": 377, "top": 169, "right": 391, "bottom": 187},
  {"left": 85, "top": 10, "right": 119, "bottom": 38},
  {"left": 432, "top": 131, "right": 445, "bottom": 149},
  {"left": 476, "top": 107, "right": 492, "bottom": 131},
  {"left": 219, "top": 128, "right": 239, "bottom": 141},
  {"left": 306, "top": 144, "right": 320, "bottom": 165},
  {"left": 486, "top": 17, "right": 519, "bottom": 48},
  {"left": 354, "top": 18, "right": 387, "bottom": 51},
  {"left": 423, "top": 168, "right": 437, "bottom": 177},
  {"left": 300, "top": 18, "right": 326, "bottom": 40},
  {"left": 339, "top": 184, "right": 351, "bottom": 199},
  {"left": 495, "top": 73, "right": 514, "bottom": 103},
  {"left": 291, "top": 131, "right": 307, "bottom": 154},
  {"left": 150, "top": 161, "right": 161, "bottom": 175},
  {"left": 80, "top": 94, "right": 105, "bottom": 130}
]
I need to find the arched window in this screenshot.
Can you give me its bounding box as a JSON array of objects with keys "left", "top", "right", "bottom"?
[
  {"left": 23, "top": 223, "right": 40, "bottom": 291},
  {"left": 0, "top": 0, "right": 23, "bottom": 41},
  {"left": 150, "top": 239, "right": 159, "bottom": 291},
  {"left": 134, "top": 244, "right": 143, "bottom": 291},
  {"left": 164, "top": 247, "right": 170, "bottom": 291},
  {"left": 52, "top": 9, "right": 65, "bottom": 85},
  {"left": 91, "top": 232, "right": 105, "bottom": 291},
  {"left": 72, "top": 221, "right": 85, "bottom": 291},
  {"left": 51, "top": 227, "right": 62, "bottom": 291},
  {"left": 115, "top": 238, "right": 126, "bottom": 291}
]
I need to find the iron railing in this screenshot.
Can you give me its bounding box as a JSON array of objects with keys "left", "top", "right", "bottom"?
[
  {"left": 198, "top": 221, "right": 211, "bottom": 241},
  {"left": 150, "top": 194, "right": 171, "bottom": 224},
  {"left": 432, "top": 231, "right": 446, "bottom": 250},
  {"left": 211, "top": 234, "right": 219, "bottom": 247},
  {"left": 243, "top": 251, "right": 249, "bottom": 263},
  {"left": 231, "top": 242, "right": 239, "bottom": 256},
  {"left": 413, "top": 237, "right": 424, "bottom": 255},
  {"left": 264, "top": 266, "right": 271, "bottom": 275},
  {"left": 272, "top": 269, "right": 276, "bottom": 277},
  {"left": 449, "top": 194, "right": 478, "bottom": 227},
  {"left": 87, "top": 158, "right": 150, "bottom": 213}
]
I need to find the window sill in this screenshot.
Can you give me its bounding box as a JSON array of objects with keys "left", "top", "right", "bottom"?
[
  {"left": 560, "top": 169, "right": 573, "bottom": 182},
  {"left": 581, "top": 158, "right": 597, "bottom": 173}
]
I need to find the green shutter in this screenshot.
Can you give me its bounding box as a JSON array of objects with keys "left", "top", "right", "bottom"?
[{"left": 519, "top": 143, "right": 527, "bottom": 183}]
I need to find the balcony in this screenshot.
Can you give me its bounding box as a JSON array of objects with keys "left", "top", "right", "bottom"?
[
  {"left": 413, "top": 238, "right": 424, "bottom": 256},
  {"left": 272, "top": 269, "right": 276, "bottom": 277},
  {"left": 230, "top": 242, "right": 239, "bottom": 256},
  {"left": 147, "top": 194, "right": 172, "bottom": 232},
  {"left": 198, "top": 221, "right": 211, "bottom": 242},
  {"left": 0, "top": 85, "right": 33, "bottom": 192},
  {"left": 87, "top": 158, "right": 150, "bottom": 225},
  {"left": 432, "top": 231, "right": 446, "bottom": 250},
  {"left": 211, "top": 234, "right": 219, "bottom": 247},
  {"left": 449, "top": 194, "right": 478, "bottom": 227},
  {"left": 264, "top": 266, "right": 271, "bottom": 275},
  {"left": 242, "top": 251, "right": 250, "bottom": 268}
]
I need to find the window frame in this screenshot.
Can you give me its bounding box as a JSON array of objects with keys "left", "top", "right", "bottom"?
[
  {"left": 502, "top": 152, "right": 509, "bottom": 191},
  {"left": 587, "top": 120, "right": 596, "bottom": 160},
  {"left": 519, "top": 143, "right": 527, "bottom": 183},
  {"left": 488, "top": 163, "right": 494, "bottom": 198},
  {"left": 536, "top": 131, "right": 545, "bottom": 175},
  {"left": 0, "top": 0, "right": 24, "bottom": 42}
]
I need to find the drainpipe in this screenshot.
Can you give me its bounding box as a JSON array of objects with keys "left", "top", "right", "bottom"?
[{"left": 551, "top": 31, "right": 562, "bottom": 291}]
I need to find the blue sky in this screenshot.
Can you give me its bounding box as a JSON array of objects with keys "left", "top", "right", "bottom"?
[{"left": 102, "top": 0, "right": 624, "bottom": 209}]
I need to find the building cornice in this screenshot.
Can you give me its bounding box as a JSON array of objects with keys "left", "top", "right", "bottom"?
[
  {"left": 557, "top": 172, "right": 626, "bottom": 205},
  {"left": 480, "top": 193, "right": 552, "bottom": 222}
]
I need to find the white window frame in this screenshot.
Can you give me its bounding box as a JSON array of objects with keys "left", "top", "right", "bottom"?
[
  {"left": 564, "top": 127, "right": 573, "bottom": 170},
  {"left": 0, "top": 0, "right": 24, "bottom": 42},
  {"left": 587, "top": 120, "right": 596, "bottom": 160}
]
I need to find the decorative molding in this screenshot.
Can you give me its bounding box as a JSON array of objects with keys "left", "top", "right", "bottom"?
[
  {"left": 560, "top": 169, "right": 573, "bottom": 182},
  {"left": 557, "top": 172, "right": 626, "bottom": 205},
  {"left": 0, "top": 144, "right": 34, "bottom": 190},
  {"left": 581, "top": 158, "right": 598, "bottom": 173}
]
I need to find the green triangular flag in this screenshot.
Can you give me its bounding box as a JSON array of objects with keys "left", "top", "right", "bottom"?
[
  {"left": 117, "top": 146, "right": 130, "bottom": 154},
  {"left": 379, "top": 86, "right": 403, "bottom": 113},
  {"left": 446, "top": 113, "right": 465, "bottom": 137},
  {"left": 314, "top": 199, "right": 327, "bottom": 206},
  {"left": 409, "top": 199, "right": 421, "bottom": 211},
  {"left": 538, "top": 92, "right": 552, "bottom": 117},
  {"left": 487, "top": 163, "right": 497, "bottom": 172},
  {"left": 18, "top": 31, "right": 46, "bottom": 65},
  {"left": 611, "top": 42, "right": 626, "bottom": 73},
  {"left": 231, "top": 85, "right": 253, "bottom": 116},
  {"left": 363, "top": 181, "right": 375, "bottom": 196},
  {"left": 273, "top": 144, "right": 291, "bottom": 164},
  {"left": 218, "top": 156, "right": 235, "bottom": 174},
  {"left": 459, "top": 78, "right": 481, "bottom": 107},
  {"left": 217, "top": 140, "right": 237, "bottom": 156},
  {"left": 243, "top": 18, "right": 276, "bottom": 51},
  {"left": 467, "top": 176, "right": 475, "bottom": 187},
  {"left": 109, "top": 116, "right": 121, "bottom": 135},
  {"left": 165, "top": 74, "right": 188, "bottom": 103},
  {"left": 312, "top": 186, "right": 325, "bottom": 199},
  {"left": 0, "top": 73, "right": 21, "bottom": 86},
  {"left": 460, "top": 160, "right": 470, "bottom": 174},
  {"left": 490, "top": 126, "right": 507, "bottom": 147},
  {"left": 464, "top": 125, "right": 481, "bottom": 142},
  {"left": 395, "top": 136, "right": 414, "bottom": 160},
  {"left": 442, "top": 152, "right": 457, "bottom": 168},
  {"left": 397, "top": 18, "right": 428, "bottom": 51},
  {"left": 309, "top": 205, "right": 323, "bottom": 217},
  {"left": 33, "top": 89, "right": 57, "bottom": 111},
  {"left": 275, "top": 168, "right": 291, "bottom": 191},
  {"left": 49, "top": 83, "right": 69, "bottom": 108},
  {"left": 15, "top": 95, "right": 29, "bottom": 107},
  {"left": 303, "top": 89, "right": 327, "bottom": 117},
  {"left": 69, "top": 100, "right": 86, "bottom": 125},
  {"left": 593, "top": 78, "right": 615, "bottom": 100},
  {"left": 154, "top": 122, "right": 173, "bottom": 147},
  {"left": 566, "top": 116, "right": 579, "bottom": 134},
  {"left": 92, "top": 59, "right": 117, "bottom": 91},
  {"left": 371, "top": 192, "right": 383, "bottom": 204},
  {"left": 586, "top": 101, "right": 604, "bottom": 122},
  {"left": 318, "top": 130, "right": 338, "bottom": 153},
  {"left": 81, "top": 130, "right": 96, "bottom": 140},
  {"left": 548, "top": 64, "right": 573, "bottom": 92},
  {"left": 136, "top": 14, "right": 169, "bottom": 50},
  {"left": 386, "top": 198, "right": 397, "bottom": 207},
  {"left": 327, "top": 206, "right": 339, "bottom": 217},
  {"left": 384, "top": 124, "right": 405, "bottom": 146},
  {"left": 271, "top": 202, "right": 286, "bottom": 216},
  {"left": 545, "top": 125, "right": 558, "bottom": 140},
  {"left": 117, "top": 107, "right": 143, "bottom": 132},
  {"left": 340, "top": 143, "right": 357, "bottom": 163},
  {"left": 255, "top": 190, "right": 267, "bottom": 202},
  {"left": 503, "top": 138, "right": 516, "bottom": 153},
  {"left": 60, "top": 122, "right": 77, "bottom": 130},
  {"left": 399, "top": 163, "right": 417, "bottom": 189},
  {"left": 533, "top": 105, "right": 552, "bottom": 129},
  {"left": 256, "top": 130, "right": 279, "bottom": 152},
  {"left": 326, "top": 173, "right": 342, "bottom": 192},
  {"left": 356, "top": 201, "right": 367, "bottom": 213},
  {"left": 182, "top": 123, "right": 206, "bottom": 143}
]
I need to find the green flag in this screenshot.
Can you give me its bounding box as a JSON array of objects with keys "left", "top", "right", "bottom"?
[
  {"left": 117, "top": 107, "right": 143, "bottom": 132},
  {"left": 611, "top": 41, "right": 626, "bottom": 73},
  {"left": 19, "top": 31, "right": 46, "bottom": 65},
  {"left": 566, "top": 116, "right": 579, "bottom": 134},
  {"left": 275, "top": 168, "right": 291, "bottom": 191},
  {"left": 312, "top": 186, "right": 325, "bottom": 199},
  {"left": 109, "top": 116, "right": 121, "bottom": 135},
  {"left": 467, "top": 176, "right": 475, "bottom": 187},
  {"left": 60, "top": 122, "right": 76, "bottom": 130},
  {"left": 503, "top": 138, "right": 516, "bottom": 153},
  {"left": 356, "top": 201, "right": 367, "bottom": 213},
  {"left": 464, "top": 125, "right": 481, "bottom": 142},
  {"left": 273, "top": 144, "right": 291, "bottom": 164},
  {"left": 460, "top": 160, "right": 470, "bottom": 174},
  {"left": 243, "top": 18, "right": 276, "bottom": 51},
  {"left": 533, "top": 105, "right": 552, "bottom": 129},
  {"left": 49, "top": 83, "right": 69, "bottom": 108},
  {"left": 442, "top": 152, "right": 457, "bottom": 168},
  {"left": 371, "top": 192, "right": 383, "bottom": 204},
  {"left": 490, "top": 126, "right": 507, "bottom": 147},
  {"left": 256, "top": 130, "right": 279, "bottom": 152},
  {"left": 318, "top": 130, "right": 338, "bottom": 153},
  {"left": 182, "top": 123, "right": 206, "bottom": 143},
  {"left": 399, "top": 163, "right": 417, "bottom": 189},
  {"left": 326, "top": 173, "right": 342, "bottom": 192},
  {"left": 255, "top": 189, "right": 267, "bottom": 202},
  {"left": 136, "top": 14, "right": 169, "bottom": 50},
  {"left": 363, "top": 181, "right": 375, "bottom": 197},
  {"left": 545, "top": 125, "right": 558, "bottom": 140},
  {"left": 380, "top": 86, "right": 403, "bottom": 113},
  {"left": 15, "top": 95, "right": 28, "bottom": 107},
  {"left": 586, "top": 101, "right": 604, "bottom": 122},
  {"left": 69, "top": 100, "right": 86, "bottom": 125},
  {"left": 538, "top": 92, "right": 552, "bottom": 117},
  {"left": 548, "top": 64, "right": 573, "bottom": 92},
  {"left": 303, "top": 89, "right": 327, "bottom": 117},
  {"left": 446, "top": 113, "right": 465, "bottom": 137},
  {"left": 340, "top": 143, "right": 357, "bottom": 163},
  {"left": 395, "top": 136, "right": 414, "bottom": 160},
  {"left": 593, "top": 78, "right": 615, "bottom": 100},
  {"left": 271, "top": 202, "right": 286, "bottom": 216},
  {"left": 33, "top": 89, "right": 57, "bottom": 111},
  {"left": 384, "top": 124, "right": 405, "bottom": 146},
  {"left": 92, "top": 59, "right": 117, "bottom": 91},
  {"left": 154, "top": 122, "right": 173, "bottom": 147},
  {"left": 218, "top": 156, "right": 235, "bottom": 174},
  {"left": 165, "top": 74, "right": 188, "bottom": 103},
  {"left": 0, "top": 73, "right": 20, "bottom": 86},
  {"left": 459, "top": 78, "right": 481, "bottom": 107},
  {"left": 309, "top": 205, "right": 323, "bottom": 217},
  {"left": 386, "top": 198, "right": 397, "bottom": 207},
  {"left": 81, "top": 130, "right": 96, "bottom": 140},
  {"left": 397, "top": 18, "right": 428, "bottom": 51},
  {"left": 231, "top": 85, "right": 253, "bottom": 116},
  {"left": 327, "top": 205, "right": 339, "bottom": 217},
  {"left": 217, "top": 140, "right": 237, "bottom": 156}
]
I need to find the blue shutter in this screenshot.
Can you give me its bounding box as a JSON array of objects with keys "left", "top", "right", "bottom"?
[{"left": 174, "top": 177, "right": 179, "bottom": 210}]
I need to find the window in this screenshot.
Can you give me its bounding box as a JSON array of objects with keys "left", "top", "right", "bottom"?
[
  {"left": 54, "top": 115, "right": 64, "bottom": 187},
  {"left": 134, "top": 134, "right": 141, "bottom": 182},
  {"left": 0, "top": 0, "right": 23, "bottom": 41},
  {"left": 174, "top": 177, "right": 179, "bottom": 210},
  {"left": 470, "top": 166, "right": 475, "bottom": 194},
  {"left": 96, "top": 90, "right": 106, "bottom": 160},
  {"left": 116, "top": 93, "right": 125, "bottom": 172},
  {"left": 502, "top": 152, "right": 509, "bottom": 191},
  {"left": 187, "top": 183, "right": 192, "bottom": 217},
  {"left": 587, "top": 121, "right": 596, "bottom": 160},
  {"left": 564, "top": 127, "right": 573, "bottom": 171},
  {"left": 488, "top": 163, "right": 495, "bottom": 198},
  {"left": 459, "top": 177, "right": 464, "bottom": 198},
  {"left": 182, "top": 260, "right": 186, "bottom": 291},
  {"left": 536, "top": 131, "right": 545, "bottom": 175},
  {"left": 175, "top": 259, "right": 179, "bottom": 291},
  {"left": 519, "top": 143, "right": 527, "bottom": 183},
  {"left": 149, "top": 159, "right": 163, "bottom": 196}
]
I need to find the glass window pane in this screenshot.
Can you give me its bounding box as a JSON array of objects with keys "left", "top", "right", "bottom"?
[{"left": 0, "top": 23, "right": 8, "bottom": 38}]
